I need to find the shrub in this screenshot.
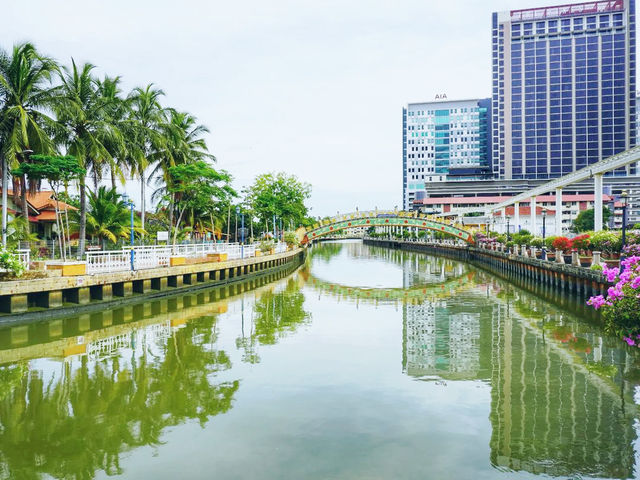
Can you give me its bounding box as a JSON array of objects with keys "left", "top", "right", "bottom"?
[
  {"left": 259, "top": 239, "right": 275, "bottom": 252},
  {"left": 624, "top": 244, "right": 640, "bottom": 256},
  {"left": 590, "top": 264, "right": 603, "bottom": 272},
  {"left": 0, "top": 249, "right": 26, "bottom": 277},
  {"left": 512, "top": 231, "right": 533, "bottom": 246},
  {"left": 552, "top": 236, "right": 572, "bottom": 252},
  {"left": 417, "top": 230, "right": 426, "bottom": 239},
  {"left": 529, "top": 237, "right": 544, "bottom": 248},
  {"left": 283, "top": 231, "right": 298, "bottom": 247},
  {"left": 544, "top": 236, "right": 558, "bottom": 250},
  {"left": 589, "top": 230, "right": 621, "bottom": 254},
  {"left": 588, "top": 257, "right": 640, "bottom": 340},
  {"left": 571, "top": 234, "right": 590, "bottom": 251}
]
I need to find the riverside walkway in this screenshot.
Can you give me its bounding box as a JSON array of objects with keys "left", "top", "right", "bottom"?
[{"left": 0, "top": 244, "right": 304, "bottom": 318}]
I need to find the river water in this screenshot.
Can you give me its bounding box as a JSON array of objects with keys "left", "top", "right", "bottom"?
[{"left": 1, "top": 240, "right": 640, "bottom": 479}]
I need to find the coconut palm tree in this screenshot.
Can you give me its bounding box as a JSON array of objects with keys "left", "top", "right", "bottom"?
[
  {"left": 0, "top": 42, "right": 59, "bottom": 222},
  {"left": 83, "top": 186, "right": 140, "bottom": 249},
  {"left": 54, "top": 60, "right": 121, "bottom": 257},
  {"left": 95, "top": 75, "right": 129, "bottom": 190},
  {"left": 126, "top": 84, "right": 166, "bottom": 236},
  {"left": 150, "top": 109, "right": 215, "bottom": 236}
]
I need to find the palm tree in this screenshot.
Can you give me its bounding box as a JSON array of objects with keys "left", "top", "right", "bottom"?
[
  {"left": 83, "top": 186, "right": 138, "bottom": 249},
  {"left": 150, "top": 109, "right": 214, "bottom": 236},
  {"left": 0, "top": 42, "right": 59, "bottom": 223},
  {"left": 95, "top": 75, "right": 128, "bottom": 189},
  {"left": 54, "top": 60, "right": 121, "bottom": 258},
  {"left": 126, "top": 84, "right": 166, "bottom": 236}
]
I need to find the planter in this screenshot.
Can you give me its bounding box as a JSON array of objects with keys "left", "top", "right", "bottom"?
[
  {"left": 563, "top": 254, "right": 573, "bottom": 264},
  {"left": 170, "top": 256, "right": 186, "bottom": 266},
  {"left": 45, "top": 261, "right": 87, "bottom": 276},
  {"left": 604, "top": 259, "right": 620, "bottom": 268},
  {"left": 269, "top": 249, "right": 275, "bottom": 255},
  {"left": 255, "top": 250, "right": 262, "bottom": 257},
  {"left": 580, "top": 256, "right": 592, "bottom": 268},
  {"left": 206, "top": 253, "right": 228, "bottom": 262}
]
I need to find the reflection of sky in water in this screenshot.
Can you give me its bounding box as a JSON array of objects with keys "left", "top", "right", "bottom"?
[{"left": 310, "top": 241, "right": 404, "bottom": 288}]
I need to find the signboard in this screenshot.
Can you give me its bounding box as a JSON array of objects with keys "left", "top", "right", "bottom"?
[
  {"left": 157, "top": 231, "right": 169, "bottom": 241},
  {"left": 511, "top": 1, "right": 623, "bottom": 21}
]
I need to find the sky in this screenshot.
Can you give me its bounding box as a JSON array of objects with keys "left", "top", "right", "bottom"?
[{"left": 2, "top": 0, "right": 585, "bottom": 218}]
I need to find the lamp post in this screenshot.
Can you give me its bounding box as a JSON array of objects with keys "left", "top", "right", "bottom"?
[
  {"left": 240, "top": 209, "right": 245, "bottom": 259},
  {"left": 542, "top": 207, "right": 548, "bottom": 260},
  {"left": 235, "top": 206, "right": 239, "bottom": 243},
  {"left": 621, "top": 190, "right": 629, "bottom": 262},
  {"left": 506, "top": 215, "right": 511, "bottom": 242},
  {"left": 122, "top": 194, "right": 135, "bottom": 271}
]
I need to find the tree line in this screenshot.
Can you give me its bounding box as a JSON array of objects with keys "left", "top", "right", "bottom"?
[{"left": 0, "top": 42, "right": 311, "bottom": 256}]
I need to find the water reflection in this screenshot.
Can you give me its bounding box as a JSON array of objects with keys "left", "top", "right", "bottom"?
[{"left": 0, "top": 241, "right": 639, "bottom": 479}]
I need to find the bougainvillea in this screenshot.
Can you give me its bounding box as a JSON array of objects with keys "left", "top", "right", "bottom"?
[
  {"left": 552, "top": 236, "right": 572, "bottom": 252},
  {"left": 587, "top": 256, "right": 640, "bottom": 341},
  {"left": 571, "top": 234, "right": 590, "bottom": 251}
]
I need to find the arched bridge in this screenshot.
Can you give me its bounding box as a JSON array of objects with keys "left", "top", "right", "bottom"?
[{"left": 301, "top": 210, "right": 475, "bottom": 245}]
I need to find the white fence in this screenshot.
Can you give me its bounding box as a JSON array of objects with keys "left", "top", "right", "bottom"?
[
  {"left": 85, "top": 242, "right": 288, "bottom": 275},
  {"left": 16, "top": 249, "right": 30, "bottom": 270}
]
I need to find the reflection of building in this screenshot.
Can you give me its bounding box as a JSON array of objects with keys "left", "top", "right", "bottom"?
[
  {"left": 489, "top": 302, "right": 635, "bottom": 478},
  {"left": 402, "top": 302, "right": 486, "bottom": 379},
  {"left": 402, "top": 291, "right": 637, "bottom": 478}
]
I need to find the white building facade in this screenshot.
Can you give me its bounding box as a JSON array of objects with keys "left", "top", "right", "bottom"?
[{"left": 402, "top": 97, "right": 492, "bottom": 209}]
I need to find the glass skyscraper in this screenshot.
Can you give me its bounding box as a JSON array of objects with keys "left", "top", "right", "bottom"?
[
  {"left": 492, "top": 0, "right": 636, "bottom": 180},
  {"left": 402, "top": 98, "right": 492, "bottom": 209}
]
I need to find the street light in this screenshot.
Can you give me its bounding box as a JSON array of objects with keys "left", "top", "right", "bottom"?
[
  {"left": 541, "top": 207, "right": 548, "bottom": 261},
  {"left": 122, "top": 193, "right": 135, "bottom": 271},
  {"left": 506, "top": 215, "right": 511, "bottom": 242},
  {"left": 621, "top": 190, "right": 629, "bottom": 262}
]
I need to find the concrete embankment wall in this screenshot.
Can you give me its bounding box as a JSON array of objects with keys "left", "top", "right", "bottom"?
[
  {"left": 364, "top": 239, "right": 610, "bottom": 302},
  {"left": 0, "top": 248, "right": 305, "bottom": 322}
]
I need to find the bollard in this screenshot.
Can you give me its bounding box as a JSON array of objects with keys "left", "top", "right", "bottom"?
[
  {"left": 571, "top": 249, "right": 581, "bottom": 267},
  {"left": 591, "top": 251, "right": 602, "bottom": 268},
  {"left": 555, "top": 249, "right": 565, "bottom": 264}
]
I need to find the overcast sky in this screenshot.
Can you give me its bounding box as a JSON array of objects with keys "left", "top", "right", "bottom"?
[{"left": 2, "top": 0, "right": 595, "bottom": 217}]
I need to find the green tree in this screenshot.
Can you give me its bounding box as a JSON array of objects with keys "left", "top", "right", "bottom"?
[
  {"left": 54, "top": 60, "right": 122, "bottom": 258},
  {"left": 150, "top": 109, "right": 214, "bottom": 236},
  {"left": 83, "top": 186, "right": 142, "bottom": 249},
  {"left": 167, "top": 161, "right": 236, "bottom": 247},
  {"left": 12, "top": 154, "right": 85, "bottom": 259},
  {"left": 126, "top": 84, "right": 166, "bottom": 235},
  {"left": 572, "top": 207, "right": 612, "bottom": 232},
  {"left": 243, "top": 172, "right": 311, "bottom": 234},
  {"left": 0, "top": 42, "right": 59, "bottom": 220}
]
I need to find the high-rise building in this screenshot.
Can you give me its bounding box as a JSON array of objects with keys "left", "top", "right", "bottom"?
[
  {"left": 402, "top": 98, "right": 492, "bottom": 209},
  {"left": 492, "top": 0, "right": 636, "bottom": 180}
]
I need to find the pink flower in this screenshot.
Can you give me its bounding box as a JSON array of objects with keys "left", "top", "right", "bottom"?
[
  {"left": 624, "top": 336, "right": 636, "bottom": 346},
  {"left": 587, "top": 295, "right": 608, "bottom": 310}
]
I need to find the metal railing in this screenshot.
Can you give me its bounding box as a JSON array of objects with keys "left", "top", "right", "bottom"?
[
  {"left": 16, "top": 249, "right": 30, "bottom": 270},
  {"left": 84, "top": 242, "right": 289, "bottom": 275}
]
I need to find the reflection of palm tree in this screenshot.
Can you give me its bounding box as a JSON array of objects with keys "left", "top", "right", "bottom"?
[
  {"left": 0, "top": 314, "right": 239, "bottom": 479},
  {"left": 236, "top": 278, "right": 311, "bottom": 362}
]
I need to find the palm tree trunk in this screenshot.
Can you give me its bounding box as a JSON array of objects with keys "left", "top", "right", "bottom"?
[
  {"left": 110, "top": 168, "right": 116, "bottom": 191},
  {"left": 168, "top": 193, "right": 174, "bottom": 240},
  {"left": 140, "top": 170, "right": 145, "bottom": 238},
  {"left": 19, "top": 175, "right": 28, "bottom": 220},
  {"left": 78, "top": 176, "right": 87, "bottom": 259}
]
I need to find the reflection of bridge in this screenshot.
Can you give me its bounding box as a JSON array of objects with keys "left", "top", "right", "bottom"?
[
  {"left": 308, "top": 272, "right": 475, "bottom": 304},
  {"left": 302, "top": 210, "right": 474, "bottom": 244}
]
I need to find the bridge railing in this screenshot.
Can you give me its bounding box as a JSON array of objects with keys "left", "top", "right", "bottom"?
[{"left": 305, "top": 210, "right": 464, "bottom": 232}]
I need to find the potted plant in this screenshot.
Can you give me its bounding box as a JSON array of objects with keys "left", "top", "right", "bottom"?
[
  {"left": 260, "top": 239, "right": 275, "bottom": 255},
  {"left": 283, "top": 231, "right": 298, "bottom": 250},
  {"left": 552, "top": 236, "right": 573, "bottom": 263}
]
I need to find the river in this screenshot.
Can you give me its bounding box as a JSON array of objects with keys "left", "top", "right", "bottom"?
[{"left": 1, "top": 240, "right": 639, "bottom": 479}]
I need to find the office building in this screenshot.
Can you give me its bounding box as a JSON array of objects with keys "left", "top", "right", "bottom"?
[
  {"left": 402, "top": 98, "right": 492, "bottom": 209},
  {"left": 492, "top": 0, "right": 636, "bottom": 180}
]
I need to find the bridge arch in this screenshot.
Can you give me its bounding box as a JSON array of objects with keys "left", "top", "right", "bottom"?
[{"left": 301, "top": 210, "right": 475, "bottom": 245}]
